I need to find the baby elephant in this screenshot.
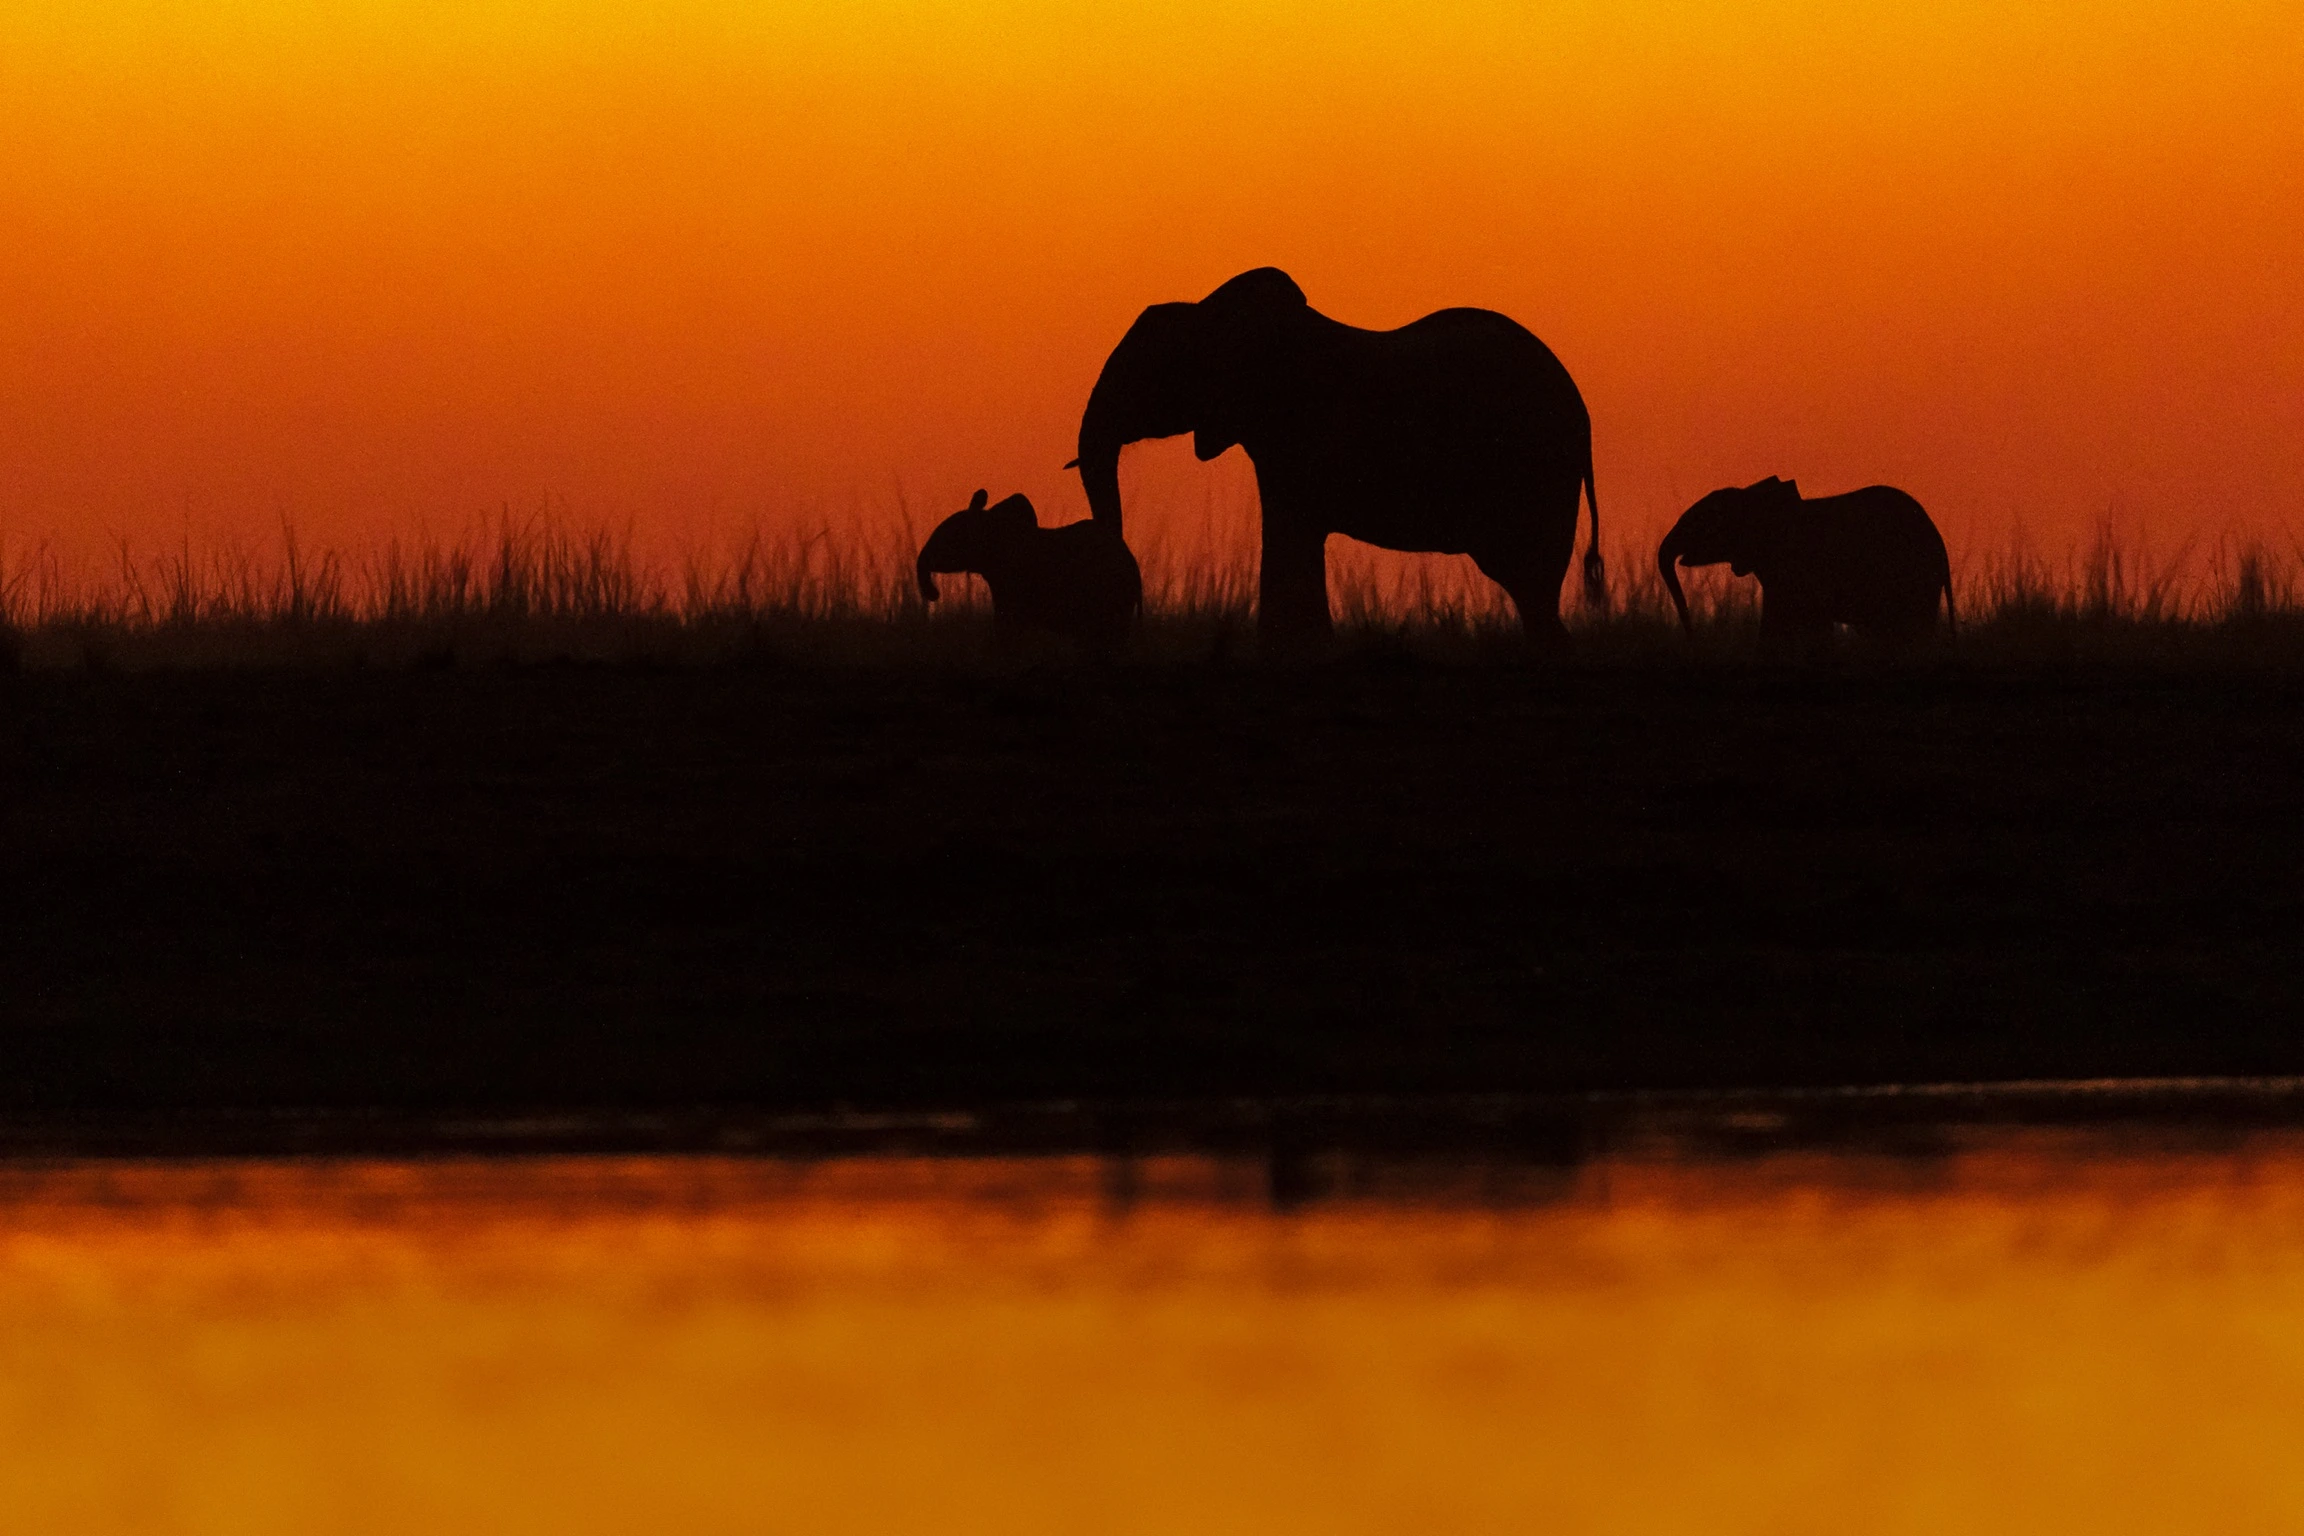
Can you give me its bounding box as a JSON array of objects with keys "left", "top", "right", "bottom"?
[
  {"left": 1657, "top": 477, "right": 1954, "bottom": 645},
  {"left": 916, "top": 489, "right": 1143, "bottom": 654}
]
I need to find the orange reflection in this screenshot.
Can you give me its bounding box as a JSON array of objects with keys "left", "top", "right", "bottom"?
[{"left": 4, "top": 1141, "right": 2304, "bottom": 1533}]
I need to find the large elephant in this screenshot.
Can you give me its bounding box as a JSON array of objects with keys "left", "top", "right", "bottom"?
[
  {"left": 1070, "top": 268, "right": 1603, "bottom": 645},
  {"left": 1656, "top": 477, "right": 1955, "bottom": 645}
]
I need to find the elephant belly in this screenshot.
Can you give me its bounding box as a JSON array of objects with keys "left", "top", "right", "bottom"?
[
  {"left": 1835, "top": 580, "right": 1942, "bottom": 630},
  {"left": 1324, "top": 465, "right": 1579, "bottom": 556},
  {"left": 1330, "top": 505, "right": 1477, "bottom": 556},
  {"left": 1256, "top": 342, "right": 1590, "bottom": 556},
  {"left": 1823, "top": 542, "right": 1945, "bottom": 629},
  {"left": 1273, "top": 431, "right": 1557, "bottom": 544}
]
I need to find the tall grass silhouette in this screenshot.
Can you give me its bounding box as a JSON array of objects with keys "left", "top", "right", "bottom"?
[{"left": 4, "top": 510, "right": 2301, "bottom": 670}]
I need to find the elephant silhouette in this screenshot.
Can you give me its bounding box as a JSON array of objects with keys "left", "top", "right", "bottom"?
[
  {"left": 1657, "top": 477, "right": 1955, "bottom": 646},
  {"left": 1069, "top": 268, "right": 1602, "bottom": 649},
  {"left": 916, "top": 489, "right": 1143, "bottom": 655}
]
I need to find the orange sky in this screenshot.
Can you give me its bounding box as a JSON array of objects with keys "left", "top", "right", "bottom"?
[{"left": 3, "top": 0, "right": 2300, "bottom": 566}]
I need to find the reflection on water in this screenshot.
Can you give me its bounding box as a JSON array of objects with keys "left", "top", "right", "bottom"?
[{"left": 5, "top": 1129, "right": 2304, "bottom": 1534}]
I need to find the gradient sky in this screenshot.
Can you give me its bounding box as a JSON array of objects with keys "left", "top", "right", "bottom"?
[{"left": 3, "top": 0, "right": 2299, "bottom": 564}]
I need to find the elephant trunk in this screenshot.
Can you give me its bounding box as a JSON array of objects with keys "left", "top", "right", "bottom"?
[
  {"left": 1076, "top": 441, "right": 1123, "bottom": 534},
  {"left": 1656, "top": 529, "right": 1692, "bottom": 636},
  {"left": 915, "top": 549, "right": 941, "bottom": 603},
  {"left": 1075, "top": 396, "right": 1126, "bottom": 534}
]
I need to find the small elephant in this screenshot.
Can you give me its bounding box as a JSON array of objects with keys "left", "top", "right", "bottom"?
[
  {"left": 916, "top": 489, "right": 1143, "bottom": 654},
  {"left": 1657, "top": 477, "right": 1954, "bottom": 645}
]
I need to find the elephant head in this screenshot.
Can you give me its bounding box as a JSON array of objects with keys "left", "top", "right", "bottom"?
[
  {"left": 1656, "top": 476, "right": 1802, "bottom": 634},
  {"left": 916, "top": 489, "right": 1038, "bottom": 602},
  {"left": 1070, "top": 267, "right": 1310, "bottom": 534}
]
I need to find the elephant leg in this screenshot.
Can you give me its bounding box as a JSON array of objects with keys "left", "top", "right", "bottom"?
[
  {"left": 1885, "top": 581, "right": 1949, "bottom": 645},
  {"left": 1470, "top": 494, "right": 1577, "bottom": 647},
  {"left": 1857, "top": 604, "right": 1932, "bottom": 652},
  {"left": 1758, "top": 589, "right": 1831, "bottom": 658},
  {"left": 1258, "top": 522, "right": 1333, "bottom": 650},
  {"left": 1471, "top": 545, "right": 1568, "bottom": 649},
  {"left": 990, "top": 608, "right": 1027, "bottom": 659}
]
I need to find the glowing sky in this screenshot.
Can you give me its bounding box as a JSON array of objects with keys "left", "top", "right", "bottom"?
[{"left": 3, "top": 0, "right": 2299, "bottom": 560}]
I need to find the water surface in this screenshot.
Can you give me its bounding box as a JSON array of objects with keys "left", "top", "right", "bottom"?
[{"left": 5, "top": 1111, "right": 2304, "bottom": 1534}]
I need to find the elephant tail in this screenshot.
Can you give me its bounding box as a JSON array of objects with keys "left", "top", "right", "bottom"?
[{"left": 1579, "top": 455, "right": 1607, "bottom": 609}]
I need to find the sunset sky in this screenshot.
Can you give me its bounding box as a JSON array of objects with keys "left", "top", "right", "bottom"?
[{"left": 3, "top": 0, "right": 2299, "bottom": 566}]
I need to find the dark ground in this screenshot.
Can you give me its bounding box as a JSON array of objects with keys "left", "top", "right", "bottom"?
[{"left": 3, "top": 656, "right": 2301, "bottom": 1115}]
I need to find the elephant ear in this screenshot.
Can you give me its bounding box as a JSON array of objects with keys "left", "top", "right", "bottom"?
[
  {"left": 1732, "top": 481, "right": 1798, "bottom": 574},
  {"left": 1191, "top": 269, "right": 1305, "bottom": 461},
  {"left": 968, "top": 488, "right": 989, "bottom": 512},
  {"left": 984, "top": 493, "right": 1039, "bottom": 545},
  {"left": 1191, "top": 315, "right": 1251, "bottom": 462},
  {"left": 1193, "top": 354, "right": 1255, "bottom": 461},
  {"left": 1199, "top": 267, "right": 1307, "bottom": 312}
]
